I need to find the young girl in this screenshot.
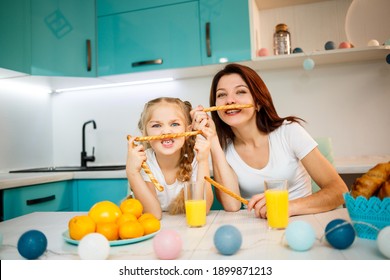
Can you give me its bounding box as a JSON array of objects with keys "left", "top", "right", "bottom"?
[{"left": 126, "top": 97, "right": 214, "bottom": 220}]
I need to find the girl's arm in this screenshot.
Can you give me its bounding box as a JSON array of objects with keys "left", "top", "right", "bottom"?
[
  {"left": 126, "top": 137, "right": 162, "bottom": 219},
  {"left": 191, "top": 106, "right": 241, "bottom": 212}
]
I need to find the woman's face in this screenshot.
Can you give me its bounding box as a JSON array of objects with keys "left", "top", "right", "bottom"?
[
  {"left": 146, "top": 103, "right": 186, "bottom": 156},
  {"left": 215, "top": 73, "right": 256, "bottom": 127}
]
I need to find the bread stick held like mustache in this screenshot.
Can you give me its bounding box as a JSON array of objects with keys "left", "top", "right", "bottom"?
[{"left": 202, "top": 104, "right": 253, "bottom": 112}]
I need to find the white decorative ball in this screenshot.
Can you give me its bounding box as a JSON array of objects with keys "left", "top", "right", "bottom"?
[{"left": 78, "top": 233, "right": 110, "bottom": 260}]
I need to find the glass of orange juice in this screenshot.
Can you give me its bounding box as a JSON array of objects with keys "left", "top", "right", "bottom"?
[
  {"left": 264, "top": 180, "right": 289, "bottom": 230},
  {"left": 184, "top": 180, "right": 206, "bottom": 227}
]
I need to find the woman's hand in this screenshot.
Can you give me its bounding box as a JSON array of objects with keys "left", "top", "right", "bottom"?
[
  {"left": 126, "top": 136, "right": 147, "bottom": 175},
  {"left": 247, "top": 193, "right": 267, "bottom": 219}
]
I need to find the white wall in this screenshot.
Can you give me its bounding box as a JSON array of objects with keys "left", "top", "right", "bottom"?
[{"left": 0, "top": 79, "right": 53, "bottom": 171}]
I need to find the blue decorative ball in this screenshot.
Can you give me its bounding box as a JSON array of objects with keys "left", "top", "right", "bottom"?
[
  {"left": 386, "top": 54, "right": 390, "bottom": 65},
  {"left": 293, "top": 47, "right": 303, "bottom": 53},
  {"left": 303, "top": 58, "right": 315, "bottom": 70},
  {"left": 324, "top": 41, "right": 335, "bottom": 50},
  {"left": 214, "top": 225, "right": 242, "bottom": 255},
  {"left": 285, "top": 221, "right": 316, "bottom": 251},
  {"left": 17, "top": 230, "right": 48, "bottom": 260},
  {"left": 325, "top": 219, "right": 355, "bottom": 250}
]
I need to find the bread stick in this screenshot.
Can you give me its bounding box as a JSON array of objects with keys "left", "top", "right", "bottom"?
[
  {"left": 204, "top": 176, "right": 248, "bottom": 205},
  {"left": 127, "top": 130, "right": 202, "bottom": 142},
  {"left": 203, "top": 104, "right": 253, "bottom": 112},
  {"left": 128, "top": 135, "right": 164, "bottom": 192},
  {"left": 142, "top": 162, "right": 164, "bottom": 192}
]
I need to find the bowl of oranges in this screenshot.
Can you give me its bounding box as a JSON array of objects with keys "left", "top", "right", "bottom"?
[{"left": 64, "top": 198, "right": 161, "bottom": 246}]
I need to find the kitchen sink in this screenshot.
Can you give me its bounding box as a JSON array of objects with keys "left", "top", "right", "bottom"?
[{"left": 9, "top": 165, "right": 126, "bottom": 173}]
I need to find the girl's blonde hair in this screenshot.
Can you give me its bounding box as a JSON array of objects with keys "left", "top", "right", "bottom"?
[{"left": 138, "top": 97, "right": 196, "bottom": 182}]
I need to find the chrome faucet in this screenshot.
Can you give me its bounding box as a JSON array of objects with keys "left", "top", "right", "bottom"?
[{"left": 81, "top": 120, "right": 96, "bottom": 167}]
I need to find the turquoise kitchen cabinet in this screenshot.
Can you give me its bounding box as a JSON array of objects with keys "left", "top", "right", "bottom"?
[
  {"left": 73, "top": 179, "right": 128, "bottom": 211},
  {"left": 0, "top": 0, "right": 96, "bottom": 77},
  {"left": 31, "top": 0, "right": 97, "bottom": 76},
  {"left": 2, "top": 180, "right": 73, "bottom": 221},
  {"left": 97, "top": 1, "right": 201, "bottom": 75},
  {"left": 199, "top": 0, "right": 251, "bottom": 65},
  {"left": 0, "top": 0, "right": 31, "bottom": 74}
]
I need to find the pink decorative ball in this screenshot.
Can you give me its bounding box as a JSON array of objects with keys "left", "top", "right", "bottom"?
[
  {"left": 153, "top": 229, "right": 182, "bottom": 260},
  {"left": 257, "top": 48, "right": 269, "bottom": 57},
  {"left": 338, "top": 41, "right": 352, "bottom": 49}
]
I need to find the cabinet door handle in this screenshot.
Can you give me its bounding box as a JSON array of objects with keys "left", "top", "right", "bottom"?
[
  {"left": 206, "top": 22, "right": 212, "bottom": 57},
  {"left": 132, "top": 59, "right": 163, "bottom": 67},
  {"left": 86, "top": 39, "right": 92, "bottom": 72},
  {"left": 26, "top": 195, "right": 56, "bottom": 206}
]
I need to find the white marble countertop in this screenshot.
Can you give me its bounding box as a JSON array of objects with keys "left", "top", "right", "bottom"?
[{"left": 0, "top": 208, "right": 386, "bottom": 260}]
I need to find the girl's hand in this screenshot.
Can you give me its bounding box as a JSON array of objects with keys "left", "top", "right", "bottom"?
[
  {"left": 126, "top": 136, "right": 147, "bottom": 174},
  {"left": 247, "top": 193, "right": 267, "bottom": 219},
  {"left": 190, "top": 105, "right": 217, "bottom": 139}
]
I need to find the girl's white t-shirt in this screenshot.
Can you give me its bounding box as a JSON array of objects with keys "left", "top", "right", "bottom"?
[
  {"left": 225, "top": 121, "right": 317, "bottom": 200},
  {"left": 139, "top": 149, "right": 198, "bottom": 211}
]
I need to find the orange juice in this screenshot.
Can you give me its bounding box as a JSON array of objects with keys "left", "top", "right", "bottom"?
[
  {"left": 185, "top": 199, "right": 206, "bottom": 227},
  {"left": 265, "top": 189, "right": 288, "bottom": 229}
]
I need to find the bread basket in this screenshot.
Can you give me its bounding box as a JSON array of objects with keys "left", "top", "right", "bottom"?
[{"left": 344, "top": 193, "right": 390, "bottom": 240}]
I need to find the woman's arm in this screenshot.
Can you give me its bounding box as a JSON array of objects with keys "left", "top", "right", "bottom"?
[
  {"left": 289, "top": 147, "right": 349, "bottom": 216},
  {"left": 126, "top": 137, "right": 162, "bottom": 219}
]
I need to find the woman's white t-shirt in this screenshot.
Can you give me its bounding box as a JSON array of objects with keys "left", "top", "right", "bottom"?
[
  {"left": 225, "top": 121, "right": 317, "bottom": 200},
  {"left": 139, "top": 148, "right": 198, "bottom": 211}
]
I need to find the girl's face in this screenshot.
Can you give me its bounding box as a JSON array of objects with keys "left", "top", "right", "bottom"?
[
  {"left": 146, "top": 103, "right": 187, "bottom": 156},
  {"left": 215, "top": 73, "right": 256, "bottom": 127}
]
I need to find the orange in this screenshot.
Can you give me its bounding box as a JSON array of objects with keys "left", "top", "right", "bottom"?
[
  {"left": 138, "top": 213, "right": 157, "bottom": 222},
  {"left": 119, "top": 220, "right": 144, "bottom": 239},
  {"left": 116, "top": 212, "right": 138, "bottom": 227},
  {"left": 88, "top": 200, "right": 122, "bottom": 223},
  {"left": 68, "top": 215, "right": 96, "bottom": 241},
  {"left": 139, "top": 217, "right": 161, "bottom": 235},
  {"left": 96, "top": 221, "right": 119, "bottom": 241},
  {"left": 120, "top": 198, "right": 143, "bottom": 218}
]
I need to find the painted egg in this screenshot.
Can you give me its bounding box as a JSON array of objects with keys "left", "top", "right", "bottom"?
[
  {"left": 257, "top": 48, "right": 269, "bottom": 57},
  {"left": 293, "top": 47, "right": 303, "bottom": 53},
  {"left": 324, "top": 41, "right": 335, "bottom": 50},
  {"left": 338, "top": 41, "right": 352, "bottom": 49},
  {"left": 377, "top": 226, "right": 390, "bottom": 259},
  {"left": 367, "top": 39, "right": 380, "bottom": 46},
  {"left": 78, "top": 233, "right": 110, "bottom": 260},
  {"left": 214, "top": 225, "right": 242, "bottom": 255},
  {"left": 17, "top": 230, "right": 47, "bottom": 260},
  {"left": 325, "top": 219, "right": 355, "bottom": 249},
  {"left": 303, "top": 58, "right": 315, "bottom": 70},
  {"left": 285, "top": 221, "right": 316, "bottom": 251},
  {"left": 153, "top": 229, "right": 182, "bottom": 260}
]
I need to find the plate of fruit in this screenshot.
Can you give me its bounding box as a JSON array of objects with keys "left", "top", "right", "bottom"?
[{"left": 63, "top": 199, "right": 161, "bottom": 246}]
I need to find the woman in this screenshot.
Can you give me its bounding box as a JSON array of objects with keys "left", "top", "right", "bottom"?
[{"left": 191, "top": 63, "right": 348, "bottom": 218}]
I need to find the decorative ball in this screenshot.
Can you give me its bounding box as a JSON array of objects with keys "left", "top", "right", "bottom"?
[
  {"left": 386, "top": 54, "right": 390, "bottom": 65},
  {"left": 257, "top": 48, "right": 269, "bottom": 57},
  {"left": 324, "top": 41, "right": 335, "bottom": 50},
  {"left": 338, "top": 41, "right": 352, "bottom": 49},
  {"left": 325, "top": 219, "right": 355, "bottom": 249},
  {"left": 303, "top": 58, "right": 315, "bottom": 71},
  {"left": 153, "top": 229, "right": 182, "bottom": 260},
  {"left": 384, "top": 39, "right": 390, "bottom": 46},
  {"left": 17, "top": 230, "right": 47, "bottom": 260},
  {"left": 78, "top": 233, "right": 110, "bottom": 260},
  {"left": 367, "top": 39, "right": 380, "bottom": 47},
  {"left": 377, "top": 226, "right": 390, "bottom": 259},
  {"left": 285, "top": 221, "right": 316, "bottom": 251},
  {"left": 214, "top": 225, "right": 242, "bottom": 255},
  {"left": 292, "top": 47, "right": 303, "bottom": 54}
]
